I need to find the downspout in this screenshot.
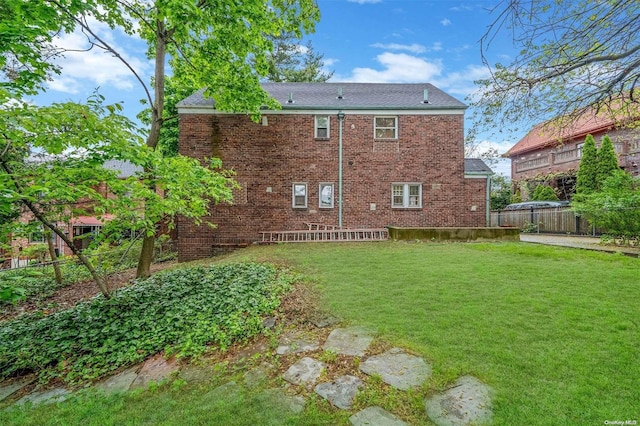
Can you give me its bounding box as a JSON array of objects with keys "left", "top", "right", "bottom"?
[
  {"left": 486, "top": 175, "right": 491, "bottom": 226},
  {"left": 338, "top": 111, "right": 345, "bottom": 228}
]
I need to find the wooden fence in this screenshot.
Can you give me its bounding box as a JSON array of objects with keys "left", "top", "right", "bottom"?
[{"left": 490, "top": 207, "right": 597, "bottom": 235}]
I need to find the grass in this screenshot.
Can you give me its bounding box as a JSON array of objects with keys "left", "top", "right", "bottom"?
[{"left": 2, "top": 241, "right": 639, "bottom": 425}]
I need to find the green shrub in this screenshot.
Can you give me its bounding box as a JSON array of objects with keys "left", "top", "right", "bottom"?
[
  {"left": 0, "top": 263, "right": 296, "bottom": 384},
  {"left": 531, "top": 184, "right": 559, "bottom": 201}
]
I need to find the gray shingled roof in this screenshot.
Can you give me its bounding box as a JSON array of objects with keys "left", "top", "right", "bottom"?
[
  {"left": 464, "top": 158, "right": 493, "bottom": 175},
  {"left": 178, "top": 83, "right": 466, "bottom": 110},
  {"left": 103, "top": 160, "right": 143, "bottom": 178}
]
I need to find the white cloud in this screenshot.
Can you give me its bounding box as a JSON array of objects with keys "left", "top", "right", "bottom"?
[
  {"left": 440, "top": 18, "right": 452, "bottom": 26},
  {"left": 346, "top": 52, "right": 443, "bottom": 83},
  {"left": 46, "top": 17, "right": 151, "bottom": 95},
  {"left": 323, "top": 58, "right": 339, "bottom": 67},
  {"left": 370, "top": 43, "right": 426, "bottom": 54},
  {"left": 431, "top": 42, "right": 443, "bottom": 52},
  {"left": 347, "top": 0, "right": 382, "bottom": 4},
  {"left": 432, "top": 64, "right": 491, "bottom": 97}
]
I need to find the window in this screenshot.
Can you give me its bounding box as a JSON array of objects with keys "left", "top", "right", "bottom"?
[
  {"left": 392, "top": 183, "right": 422, "bottom": 208},
  {"left": 315, "top": 115, "right": 330, "bottom": 139},
  {"left": 319, "top": 183, "right": 334, "bottom": 208},
  {"left": 28, "top": 221, "right": 45, "bottom": 243},
  {"left": 292, "top": 183, "right": 307, "bottom": 208},
  {"left": 375, "top": 116, "right": 398, "bottom": 139}
]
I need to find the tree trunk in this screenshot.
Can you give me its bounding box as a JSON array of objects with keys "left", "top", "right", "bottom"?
[
  {"left": 135, "top": 19, "right": 168, "bottom": 280},
  {"left": 45, "top": 230, "right": 63, "bottom": 285},
  {"left": 136, "top": 235, "right": 155, "bottom": 279}
]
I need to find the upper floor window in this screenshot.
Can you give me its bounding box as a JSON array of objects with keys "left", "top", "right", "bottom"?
[
  {"left": 319, "top": 183, "right": 334, "bottom": 208},
  {"left": 292, "top": 183, "right": 308, "bottom": 208},
  {"left": 375, "top": 116, "right": 398, "bottom": 139},
  {"left": 392, "top": 183, "right": 421, "bottom": 208},
  {"left": 315, "top": 115, "right": 330, "bottom": 139}
]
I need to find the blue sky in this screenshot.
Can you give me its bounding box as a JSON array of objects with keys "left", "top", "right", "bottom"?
[{"left": 32, "top": 0, "right": 517, "bottom": 175}]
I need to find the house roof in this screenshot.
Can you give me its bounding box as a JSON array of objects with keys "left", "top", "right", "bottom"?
[
  {"left": 178, "top": 83, "right": 467, "bottom": 111},
  {"left": 505, "top": 112, "right": 619, "bottom": 157},
  {"left": 103, "top": 160, "right": 142, "bottom": 178},
  {"left": 464, "top": 158, "right": 493, "bottom": 176}
]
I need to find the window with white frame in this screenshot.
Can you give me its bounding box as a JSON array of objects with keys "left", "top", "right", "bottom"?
[
  {"left": 29, "top": 223, "right": 45, "bottom": 243},
  {"left": 292, "top": 183, "right": 308, "bottom": 208},
  {"left": 391, "top": 183, "right": 422, "bottom": 208},
  {"left": 315, "top": 115, "right": 330, "bottom": 138},
  {"left": 374, "top": 116, "right": 398, "bottom": 139},
  {"left": 319, "top": 183, "right": 334, "bottom": 208}
]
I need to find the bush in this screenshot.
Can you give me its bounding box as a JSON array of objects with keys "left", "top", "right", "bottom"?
[
  {"left": 572, "top": 170, "right": 640, "bottom": 239},
  {"left": 531, "top": 184, "right": 559, "bottom": 201},
  {"left": 0, "top": 263, "right": 296, "bottom": 384}
]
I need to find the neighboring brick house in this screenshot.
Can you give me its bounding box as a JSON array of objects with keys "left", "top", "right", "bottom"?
[
  {"left": 506, "top": 112, "right": 640, "bottom": 199},
  {"left": 6, "top": 160, "right": 140, "bottom": 268},
  {"left": 177, "top": 83, "right": 493, "bottom": 262}
]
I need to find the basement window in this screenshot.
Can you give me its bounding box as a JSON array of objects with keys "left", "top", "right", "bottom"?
[
  {"left": 315, "top": 115, "right": 330, "bottom": 139},
  {"left": 392, "top": 183, "right": 422, "bottom": 208},
  {"left": 292, "top": 183, "right": 308, "bottom": 208}
]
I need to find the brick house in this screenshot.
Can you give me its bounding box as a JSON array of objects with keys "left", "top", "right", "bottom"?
[
  {"left": 6, "top": 160, "right": 140, "bottom": 268},
  {"left": 177, "top": 83, "right": 493, "bottom": 262},
  {"left": 506, "top": 112, "right": 640, "bottom": 199}
]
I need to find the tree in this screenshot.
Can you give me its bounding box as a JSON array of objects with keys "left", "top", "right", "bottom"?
[
  {"left": 576, "top": 134, "right": 598, "bottom": 195},
  {"left": 0, "top": 96, "right": 140, "bottom": 296},
  {"left": 2, "top": 0, "right": 320, "bottom": 278},
  {"left": 263, "top": 32, "right": 333, "bottom": 83},
  {"left": 572, "top": 170, "right": 640, "bottom": 239},
  {"left": 596, "top": 135, "right": 619, "bottom": 189},
  {"left": 490, "top": 175, "right": 512, "bottom": 210},
  {"left": 1, "top": 95, "right": 237, "bottom": 297},
  {"left": 473, "top": 0, "right": 640, "bottom": 137}
]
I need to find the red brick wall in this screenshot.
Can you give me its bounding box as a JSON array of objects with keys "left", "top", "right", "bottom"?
[{"left": 178, "top": 112, "right": 487, "bottom": 261}]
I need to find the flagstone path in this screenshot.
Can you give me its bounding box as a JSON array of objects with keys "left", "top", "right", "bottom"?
[{"left": 0, "top": 322, "right": 493, "bottom": 425}]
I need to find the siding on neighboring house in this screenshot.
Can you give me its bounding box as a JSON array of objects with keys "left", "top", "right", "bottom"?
[
  {"left": 506, "top": 112, "right": 640, "bottom": 199},
  {"left": 177, "top": 83, "right": 492, "bottom": 262}
]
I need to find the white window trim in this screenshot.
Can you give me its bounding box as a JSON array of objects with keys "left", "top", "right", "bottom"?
[
  {"left": 374, "top": 116, "right": 398, "bottom": 140},
  {"left": 391, "top": 183, "right": 422, "bottom": 208},
  {"left": 315, "top": 115, "right": 330, "bottom": 139},
  {"left": 292, "top": 183, "right": 308, "bottom": 208},
  {"left": 319, "top": 183, "right": 334, "bottom": 208}
]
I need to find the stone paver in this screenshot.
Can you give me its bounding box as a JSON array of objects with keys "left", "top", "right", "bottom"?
[
  {"left": 260, "top": 388, "right": 306, "bottom": 414},
  {"left": 425, "top": 376, "right": 493, "bottom": 426},
  {"left": 350, "top": 406, "right": 409, "bottom": 426},
  {"left": 277, "top": 331, "right": 321, "bottom": 355},
  {"left": 16, "top": 388, "right": 69, "bottom": 406},
  {"left": 0, "top": 377, "right": 33, "bottom": 402},
  {"left": 282, "top": 357, "right": 325, "bottom": 386},
  {"left": 359, "top": 347, "right": 431, "bottom": 390},
  {"left": 178, "top": 364, "right": 215, "bottom": 385},
  {"left": 243, "top": 362, "right": 275, "bottom": 387},
  {"left": 314, "top": 375, "right": 364, "bottom": 409},
  {"left": 323, "top": 327, "right": 373, "bottom": 356},
  {"left": 96, "top": 366, "right": 139, "bottom": 394},
  {"left": 310, "top": 314, "right": 340, "bottom": 328},
  {"left": 130, "top": 354, "right": 179, "bottom": 389}
]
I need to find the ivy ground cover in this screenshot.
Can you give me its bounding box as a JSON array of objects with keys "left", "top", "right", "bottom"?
[{"left": 0, "top": 263, "right": 295, "bottom": 383}]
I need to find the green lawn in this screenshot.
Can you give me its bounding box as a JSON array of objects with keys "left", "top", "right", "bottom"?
[
  {"left": 2, "top": 241, "right": 638, "bottom": 425},
  {"left": 228, "top": 241, "right": 639, "bottom": 425}
]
